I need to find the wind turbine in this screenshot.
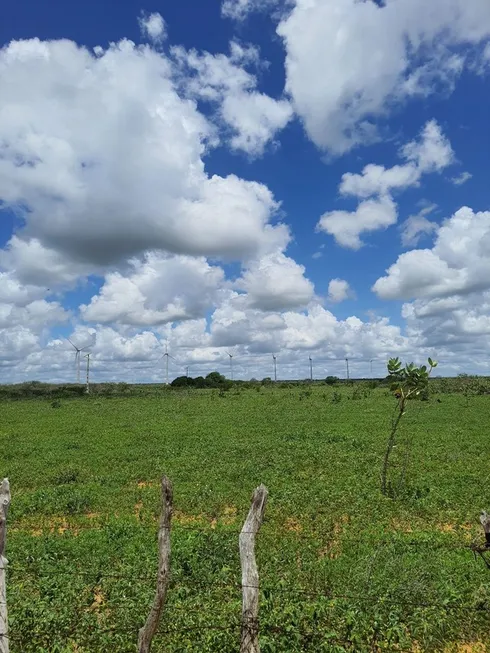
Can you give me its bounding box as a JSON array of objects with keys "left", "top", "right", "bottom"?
[
  {"left": 85, "top": 353, "right": 91, "bottom": 394},
  {"left": 370, "top": 359, "right": 374, "bottom": 377},
  {"left": 309, "top": 355, "right": 313, "bottom": 382},
  {"left": 345, "top": 357, "right": 350, "bottom": 380},
  {"left": 272, "top": 354, "right": 277, "bottom": 382},
  {"left": 227, "top": 352, "right": 234, "bottom": 381},
  {"left": 162, "top": 343, "right": 175, "bottom": 385},
  {"left": 67, "top": 338, "right": 92, "bottom": 384}
]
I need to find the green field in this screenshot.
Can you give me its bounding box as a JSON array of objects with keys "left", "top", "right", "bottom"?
[{"left": 1, "top": 385, "right": 490, "bottom": 652}]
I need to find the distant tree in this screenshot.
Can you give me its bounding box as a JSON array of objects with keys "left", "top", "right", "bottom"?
[
  {"left": 171, "top": 376, "right": 192, "bottom": 387},
  {"left": 205, "top": 372, "right": 227, "bottom": 387},
  {"left": 325, "top": 376, "right": 339, "bottom": 385}
]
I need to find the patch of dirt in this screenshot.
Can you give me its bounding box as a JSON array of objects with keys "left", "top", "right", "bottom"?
[
  {"left": 17, "top": 516, "right": 81, "bottom": 537},
  {"left": 89, "top": 586, "right": 105, "bottom": 612},
  {"left": 444, "top": 643, "right": 487, "bottom": 653},
  {"left": 319, "top": 514, "right": 349, "bottom": 560},
  {"left": 173, "top": 510, "right": 207, "bottom": 525},
  {"left": 134, "top": 501, "right": 143, "bottom": 518},
  {"left": 285, "top": 518, "right": 303, "bottom": 533},
  {"left": 436, "top": 523, "right": 456, "bottom": 533},
  {"left": 391, "top": 518, "right": 414, "bottom": 533},
  {"left": 137, "top": 481, "right": 158, "bottom": 489},
  {"left": 221, "top": 505, "right": 237, "bottom": 525}
]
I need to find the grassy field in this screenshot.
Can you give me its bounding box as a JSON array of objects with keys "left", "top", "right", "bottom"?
[{"left": 1, "top": 384, "right": 490, "bottom": 652}]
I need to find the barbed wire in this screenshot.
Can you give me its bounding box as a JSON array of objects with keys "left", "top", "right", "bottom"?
[
  {"left": 7, "top": 519, "right": 484, "bottom": 550},
  {"left": 6, "top": 562, "right": 490, "bottom": 612}
]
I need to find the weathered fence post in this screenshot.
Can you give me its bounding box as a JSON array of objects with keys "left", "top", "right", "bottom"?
[
  {"left": 480, "top": 511, "right": 490, "bottom": 548},
  {"left": 138, "top": 476, "right": 173, "bottom": 653},
  {"left": 0, "top": 479, "right": 11, "bottom": 653},
  {"left": 240, "top": 484, "right": 268, "bottom": 653}
]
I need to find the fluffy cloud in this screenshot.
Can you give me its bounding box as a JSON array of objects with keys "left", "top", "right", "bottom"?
[
  {"left": 0, "top": 271, "right": 70, "bottom": 332},
  {"left": 339, "top": 120, "right": 454, "bottom": 198},
  {"left": 328, "top": 279, "right": 352, "bottom": 303},
  {"left": 373, "top": 206, "right": 490, "bottom": 300},
  {"left": 81, "top": 253, "right": 226, "bottom": 326},
  {"left": 317, "top": 195, "right": 398, "bottom": 250},
  {"left": 318, "top": 121, "right": 454, "bottom": 249},
  {"left": 276, "top": 0, "right": 490, "bottom": 153},
  {"left": 209, "top": 295, "right": 410, "bottom": 367},
  {"left": 237, "top": 250, "right": 314, "bottom": 310},
  {"left": 0, "top": 236, "right": 94, "bottom": 287},
  {"left": 400, "top": 292, "right": 490, "bottom": 365},
  {"left": 0, "top": 37, "right": 284, "bottom": 272},
  {"left": 172, "top": 42, "right": 293, "bottom": 156},
  {"left": 139, "top": 12, "right": 167, "bottom": 43}
]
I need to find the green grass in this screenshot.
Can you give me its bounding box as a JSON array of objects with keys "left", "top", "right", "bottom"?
[{"left": 1, "top": 386, "right": 490, "bottom": 652}]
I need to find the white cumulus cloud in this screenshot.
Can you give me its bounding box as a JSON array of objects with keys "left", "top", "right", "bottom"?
[
  {"left": 0, "top": 37, "right": 284, "bottom": 273},
  {"left": 81, "top": 253, "right": 226, "bottom": 326},
  {"left": 139, "top": 12, "right": 167, "bottom": 43},
  {"left": 340, "top": 120, "right": 454, "bottom": 199},
  {"left": 237, "top": 250, "right": 314, "bottom": 311},
  {"left": 373, "top": 206, "right": 490, "bottom": 300},
  {"left": 276, "top": 0, "right": 490, "bottom": 153},
  {"left": 328, "top": 279, "right": 352, "bottom": 303},
  {"left": 172, "top": 42, "right": 293, "bottom": 156},
  {"left": 317, "top": 195, "right": 398, "bottom": 250}
]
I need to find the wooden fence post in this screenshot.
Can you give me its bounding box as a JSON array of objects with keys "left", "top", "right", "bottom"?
[
  {"left": 0, "top": 479, "right": 11, "bottom": 653},
  {"left": 138, "top": 476, "right": 173, "bottom": 653},
  {"left": 240, "top": 484, "right": 268, "bottom": 653},
  {"left": 480, "top": 511, "right": 490, "bottom": 548}
]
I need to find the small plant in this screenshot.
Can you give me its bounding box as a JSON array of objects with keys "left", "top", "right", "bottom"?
[
  {"left": 332, "top": 391, "right": 342, "bottom": 404},
  {"left": 52, "top": 467, "right": 81, "bottom": 485},
  {"left": 381, "top": 356, "right": 437, "bottom": 496}
]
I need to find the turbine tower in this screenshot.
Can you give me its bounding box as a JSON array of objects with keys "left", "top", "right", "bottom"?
[
  {"left": 272, "top": 354, "right": 277, "bottom": 382},
  {"left": 68, "top": 338, "right": 91, "bottom": 384},
  {"left": 162, "top": 343, "right": 175, "bottom": 385},
  {"left": 309, "top": 356, "right": 313, "bottom": 382},
  {"left": 345, "top": 357, "right": 350, "bottom": 380},
  {"left": 85, "top": 353, "right": 91, "bottom": 394},
  {"left": 227, "top": 352, "right": 234, "bottom": 381}
]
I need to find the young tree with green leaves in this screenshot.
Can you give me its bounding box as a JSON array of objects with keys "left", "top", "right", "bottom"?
[{"left": 381, "top": 357, "right": 437, "bottom": 496}]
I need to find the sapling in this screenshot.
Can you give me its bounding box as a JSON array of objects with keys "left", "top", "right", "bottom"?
[{"left": 381, "top": 357, "right": 437, "bottom": 496}]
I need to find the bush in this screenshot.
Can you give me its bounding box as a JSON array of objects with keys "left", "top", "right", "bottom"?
[
  {"left": 171, "top": 376, "right": 193, "bottom": 387},
  {"left": 325, "top": 376, "right": 339, "bottom": 385},
  {"left": 205, "top": 372, "right": 227, "bottom": 388}
]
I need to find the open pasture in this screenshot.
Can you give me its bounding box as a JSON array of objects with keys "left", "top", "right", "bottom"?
[{"left": 1, "top": 384, "right": 490, "bottom": 652}]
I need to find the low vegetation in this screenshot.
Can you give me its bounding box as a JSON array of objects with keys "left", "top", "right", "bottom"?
[{"left": 1, "top": 381, "right": 490, "bottom": 651}]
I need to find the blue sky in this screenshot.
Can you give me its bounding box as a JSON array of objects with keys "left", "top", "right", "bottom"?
[{"left": 1, "top": 0, "right": 490, "bottom": 382}]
